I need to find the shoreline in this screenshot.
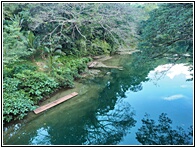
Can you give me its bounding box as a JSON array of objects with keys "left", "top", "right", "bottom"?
[{"left": 3, "top": 50, "right": 139, "bottom": 129}]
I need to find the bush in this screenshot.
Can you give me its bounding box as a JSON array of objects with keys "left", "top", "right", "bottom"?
[
  {"left": 59, "top": 56, "right": 90, "bottom": 74},
  {"left": 54, "top": 56, "right": 91, "bottom": 88},
  {"left": 12, "top": 63, "right": 37, "bottom": 74},
  {"left": 3, "top": 90, "right": 36, "bottom": 123},
  {"left": 3, "top": 65, "right": 13, "bottom": 78},
  {"left": 3, "top": 77, "right": 36, "bottom": 123},
  {"left": 15, "top": 70, "right": 59, "bottom": 103},
  {"left": 3, "top": 56, "right": 90, "bottom": 123},
  {"left": 3, "top": 69, "right": 59, "bottom": 123},
  {"left": 53, "top": 68, "right": 75, "bottom": 88},
  {"left": 3, "top": 63, "right": 37, "bottom": 78},
  {"left": 91, "top": 39, "right": 111, "bottom": 55},
  {"left": 3, "top": 16, "right": 33, "bottom": 64}
]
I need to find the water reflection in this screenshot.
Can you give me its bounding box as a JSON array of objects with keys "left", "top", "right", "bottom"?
[
  {"left": 101, "top": 54, "right": 154, "bottom": 99},
  {"left": 37, "top": 99, "right": 136, "bottom": 145},
  {"left": 148, "top": 63, "right": 193, "bottom": 81},
  {"left": 84, "top": 99, "right": 136, "bottom": 145},
  {"left": 136, "top": 113, "right": 193, "bottom": 145},
  {"left": 4, "top": 94, "right": 136, "bottom": 145},
  {"left": 163, "top": 94, "right": 187, "bottom": 101},
  {"left": 30, "top": 126, "right": 51, "bottom": 145},
  {"left": 3, "top": 54, "right": 193, "bottom": 145}
]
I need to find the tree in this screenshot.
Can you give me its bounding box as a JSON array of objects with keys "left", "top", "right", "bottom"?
[
  {"left": 3, "top": 15, "right": 33, "bottom": 64},
  {"left": 16, "top": 3, "right": 144, "bottom": 55},
  {"left": 138, "top": 3, "right": 193, "bottom": 60}
]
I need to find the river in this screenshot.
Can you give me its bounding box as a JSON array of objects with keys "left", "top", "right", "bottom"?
[{"left": 3, "top": 54, "right": 193, "bottom": 145}]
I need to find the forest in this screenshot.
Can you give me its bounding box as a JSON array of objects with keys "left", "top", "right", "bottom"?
[{"left": 3, "top": 2, "right": 193, "bottom": 127}]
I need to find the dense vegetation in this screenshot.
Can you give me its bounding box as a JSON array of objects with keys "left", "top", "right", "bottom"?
[
  {"left": 3, "top": 3, "right": 144, "bottom": 123},
  {"left": 138, "top": 3, "right": 193, "bottom": 63},
  {"left": 3, "top": 2, "right": 193, "bottom": 125}
]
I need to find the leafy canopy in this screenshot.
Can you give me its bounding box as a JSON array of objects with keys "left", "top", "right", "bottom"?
[{"left": 138, "top": 3, "right": 193, "bottom": 59}]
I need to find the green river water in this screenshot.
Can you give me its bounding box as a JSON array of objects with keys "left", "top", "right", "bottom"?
[{"left": 3, "top": 54, "right": 193, "bottom": 145}]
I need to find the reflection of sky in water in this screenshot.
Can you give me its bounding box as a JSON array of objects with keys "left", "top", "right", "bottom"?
[
  {"left": 3, "top": 63, "right": 193, "bottom": 145},
  {"left": 120, "top": 63, "right": 193, "bottom": 145},
  {"left": 163, "top": 94, "right": 186, "bottom": 101},
  {"left": 148, "top": 63, "right": 193, "bottom": 80},
  {"left": 30, "top": 126, "right": 51, "bottom": 145}
]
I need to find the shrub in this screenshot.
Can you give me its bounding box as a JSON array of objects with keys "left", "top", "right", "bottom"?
[
  {"left": 54, "top": 56, "right": 91, "bottom": 88},
  {"left": 12, "top": 63, "right": 37, "bottom": 74},
  {"left": 3, "top": 90, "right": 36, "bottom": 123},
  {"left": 15, "top": 70, "right": 59, "bottom": 103},
  {"left": 3, "top": 63, "right": 37, "bottom": 78},
  {"left": 3, "top": 77, "right": 36, "bottom": 123},
  {"left": 53, "top": 67, "right": 75, "bottom": 88},
  {"left": 3, "top": 65, "right": 13, "bottom": 78}
]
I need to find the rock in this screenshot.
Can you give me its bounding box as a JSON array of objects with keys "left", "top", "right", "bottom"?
[
  {"left": 88, "top": 61, "right": 123, "bottom": 70},
  {"left": 89, "top": 69, "right": 101, "bottom": 75},
  {"left": 88, "top": 61, "right": 98, "bottom": 68},
  {"left": 93, "top": 55, "right": 106, "bottom": 59},
  {"left": 116, "top": 50, "right": 141, "bottom": 55}
]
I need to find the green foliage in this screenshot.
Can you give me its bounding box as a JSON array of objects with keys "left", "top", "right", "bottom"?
[
  {"left": 143, "top": 3, "right": 158, "bottom": 13},
  {"left": 14, "top": 64, "right": 36, "bottom": 73},
  {"left": 3, "top": 90, "right": 36, "bottom": 123},
  {"left": 53, "top": 68, "right": 75, "bottom": 88},
  {"left": 2, "top": 3, "right": 144, "bottom": 123},
  {"left": 91, "top": 39, "right": 111, "bottom": 55},
  {"left": 26, "top": 31, "right": 37, "bottom": 52},
  {"left": 3, "top": 63, "right": 37, "bottom": 78},
  {"left": 15, "top": 70, "right": 59, "bottom": 103},
  {"left": 3, "top": 65, "right": 13, "bottom": 78},
  {"left": 3, "top": 77, "right": 36, "bottom": 123},
  {"left": 39, "top": 41, "right": 66, "bottom": 73},
  {"left": 3, "top": 51, "right": 90, "bottom": 123},
  {"left": 3, "top": 68, "right": 59, "bottom": 123},
  {"left": 3, "top": 16, "right": 33, "bottom": 64},
  {"left": 139, "top": 3, "right": 193, "bottom": 60},
  {"left": 3, "top": 3, "right": 145, "bottom": 60},
  {"left": 13, "top": 3, "right": 144, "bottom": 56},
  {"left": 3, "top": 77, "right": 21, "bottom": 92},
  {"left": 3, "top": 3, "right": 21, "bottom": 19},
  {"left": 54, "top": 56, "right": 91, "bottom": 88}
]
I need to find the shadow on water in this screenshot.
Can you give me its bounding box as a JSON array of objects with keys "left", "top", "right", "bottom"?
[{"left": 3, "top": 53, "right": 193, "bottom": 145}]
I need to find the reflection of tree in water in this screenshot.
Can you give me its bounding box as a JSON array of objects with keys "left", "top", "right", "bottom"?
[
  {"left": 34, "top": 98, "right": 136, "bottom": 145},
  {"left": 48, "top": 100, "right": 136, "bottom": 145},
  {"left": 4, "top": 52, "right": 193, "bottom": 145},
  {"left": 84, "top": 99, "right": 136, "bottom": 145},
  {"left": 136, "top": 113, "right": 193, "bottom": 145},
  {"left": 75, "top": 54, "right": 156, "bottom": 145}
]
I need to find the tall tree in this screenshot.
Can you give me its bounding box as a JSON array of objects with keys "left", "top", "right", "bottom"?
[
  {"left": 138, "top": 3, "right": 193, "bottom": 60},
  {"left": 17, "top": 3, "right": 144, "bottom": 55},
  {"left": 3, "top": 15, "right": 33, "bottom": 64}
]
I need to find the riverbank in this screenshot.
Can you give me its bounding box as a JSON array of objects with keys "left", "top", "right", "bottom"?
[
  {"left": 3, "top": 50, "right": 139, "bottom": 128},
  {"left": 83, "top": 49, "right": 140, "bottom": 77},
  {"left": 3, "top": 53, "right": 131, "bottom": 141}
]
